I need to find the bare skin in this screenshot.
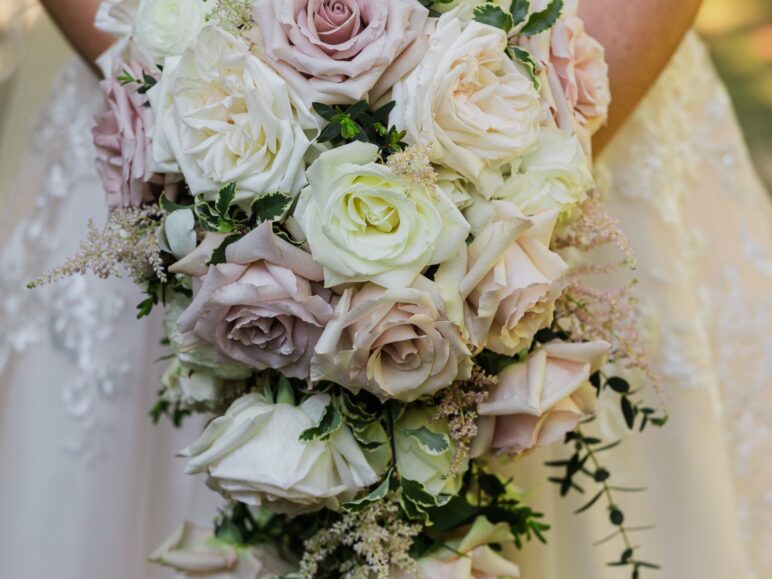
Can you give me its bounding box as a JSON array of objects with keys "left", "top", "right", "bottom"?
[
  {"left": 41, "top": 0, "right": 703, "bottom": 150},
  {"left": 578, "top": 0, "right": 704, "bottom": 153},
  {"left": 39, "top": 0, "right": 113, "bottom": 73}
]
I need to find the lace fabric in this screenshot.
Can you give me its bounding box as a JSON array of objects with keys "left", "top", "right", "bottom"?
[
  {"left": 598, "top": 32, "right": 772, "bottom": 575},
  {"left": 0, "top": 60, "right": 219, "bottom": 579}
]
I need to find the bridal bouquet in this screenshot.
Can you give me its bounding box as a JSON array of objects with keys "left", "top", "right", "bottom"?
[{"left": 33, "top": 0, "right": 668, "bottom": 577}]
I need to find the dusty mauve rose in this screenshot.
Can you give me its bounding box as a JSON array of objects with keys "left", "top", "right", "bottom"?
[
  {"left": 250, "top": 0, "right": 430, "bottom": 105},
  {"left": 312, "top": 279, "right": 472, "bottom": 402},
  {"left": 473, "top": 340, "right": 610, "bottom": 456},
  {"left": 176, "top": 222, "right": 334, "bottom": 379},
  {"left": 92, "top": 61, "right": 160, "bottom": 208},
  {"left": 436, "top": 201, "right": 568, "bottom": 356}
]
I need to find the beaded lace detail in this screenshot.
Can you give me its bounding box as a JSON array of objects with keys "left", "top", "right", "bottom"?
[{"left": 597, "top": 32, "right": 772, "bottom": 576}]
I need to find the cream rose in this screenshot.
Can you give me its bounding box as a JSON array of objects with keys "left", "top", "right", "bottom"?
[
  {"left": 436, "top": 201, "right": 568, "bottom": 355},
  {"left": 149, "top": 26, "right": 312, "bottom": 204},
  {"left": 394, "top": 406, "right": 466, "bottom": 496},
  {"left": 474, "top": 340, "right": 610, "bottom": 456},
  {"left": 250, "top": 0, "right": 430, "bottom": 105},
  {"left": 494, "top": 127, "right": 594, "bottom": 216},
  {"left": 406, "top": 516, "right": 521, "bottom": 579},
  {"left": 182, "top": 392, "right": 379, "bottom": 513},
  {"left": 133, "top": 0, "right": 208, "bottom": 62},
  {"left": 175, "top": 222, "right": 335, "bottom": 380},
  {"left": 150, "top": 522, "right": 294, "bottom": 578},
  {"left": 312, "top": 280, "right": 472, "bottom": 402},
  {"left": 391, "top": 14, "right": 541, "bottom": 197},
  {"left": 295, "top": 141, "right": 470, "bottom": 289}
]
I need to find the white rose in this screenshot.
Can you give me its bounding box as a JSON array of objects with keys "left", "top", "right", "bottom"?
[
  {"left": 394, "top": 406, "right": 466, "bottom": 496},
  {"left": 150, "top": 26, "right": 312, "bottom": 205},
  {"left": 133, "top": 0, "right": 208, "bottom": 61},
  {"left": 161, "top": 358, "right": 223, "bottom": 407},
  {"left": 295, "top": 141, "right": 470, "bottom": 289},
  {"left": 494, "top": 127, "right": 594, "bottom": 216},
  {"left": 391, "top": 14, "right": 541, "bottom": 197},
  {"left": 181, "top": 392, "right": 379, "bottom": 513},
  {"left": 150, "top": 522, "right": 294, "bottom": 578},
  {"left": 436, "top": 167, "right": 475, "bottom": 210}
]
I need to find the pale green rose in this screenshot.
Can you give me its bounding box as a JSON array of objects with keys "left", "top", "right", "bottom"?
[
  {"left": 295, "top": 141, "right": 470, "bottom": 289},
  {"left": 394, "top": 406, "right": 467, "bottom": 496},
  {"left": 494, "top": 127, "right": 595, "bottom": 217}
]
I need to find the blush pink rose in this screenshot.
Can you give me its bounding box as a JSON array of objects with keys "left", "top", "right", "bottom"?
[
  {"left": 176, "top": 222, "right": 335, "bottom": 379},
  {"left": 250, "top": 0, "right": 431, "bottom": 104},
  {"left": 311, "top": 279, "right": 472, "bottom": 402},
  {"left": 473, "top": 340, "right": 610, "bottom": 456},
  {"left": 550, "top": 0, "right": 611, "bottom": 133},
  {"left": 436, "top": 201, "right": 568, "bottom": 356},
  {"left": 92, "top": 61, "right": 160, "bottom": 208}
]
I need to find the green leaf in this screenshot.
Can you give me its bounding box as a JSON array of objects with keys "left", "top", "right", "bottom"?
[
  {"left": 574, "top": 489, "right": 604, "bottom": 514},
  {"left": 404, "top": 426, "right": 450, "bottom": 455},
  {"left": 509, "top": 46, "right": 541, "bottom": 91},
  {"left": 318, "top": 122, "right": 341, "bottom": 143},
  {"left": 216, "top": 182, "right": 237, "bottom": 216},
  {"left": 208, "top": 234, "right": 242, "bottom": 266},
  {"left": 609, "top": 508, "right": 625, "bottom": 526},
  {"left": 160, "top": 194, "right": 191, "bottom": 213},
  {"left": 510, "top": 0, "right": 530, "bottom": 25},
  {"left": 521, "top": 0, "right": 563, "bottom": 36},
  {"left": 474, "top": 349, "right": 518, "bottom": 375},
  {"left": 311, "top": 102, "right": 336, "bottom": 121},
  {"left": 620, "top": 396, "right": 637, "bottom": 429},
  {"left": 401, "top": 478, "right": 443, "bottom": 508},
  {"left": 136, "top": 295, "right": 156, "bottom": 319},
  {"left": 478, "top": 472, "right": 507, "bottom": 499},
  {"left": 117, "top": 69, "right": 136, "bottom": 85},
  {"left": 299, "top": 399, "right": 342, "bottom": 442},
  {"left": 249, "top": 192, "right": 292, "bottom": 224},
  {"left": 342, "top": 469, "right": 393, "bottom": 513},
  {"left": 606, "top": 377, "right": 631, "bottom": 394},
  {"left": 474, "top": 3, "right": 514, "bottom": 32},
  {"left": 347, "top": 100, "right": 368, "bottom": 120}
]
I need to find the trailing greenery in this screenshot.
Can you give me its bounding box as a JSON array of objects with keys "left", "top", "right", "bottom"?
[{"left": 547, "top": 369, "right": 669, "bottom": 579}]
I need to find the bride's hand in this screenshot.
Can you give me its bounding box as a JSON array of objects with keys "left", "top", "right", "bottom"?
[
  {"left": 580, "top": 0, "right": 704, "bottom": 154},
  {"left": 40, "top": 0, "right": 113, "bottom": 76}
]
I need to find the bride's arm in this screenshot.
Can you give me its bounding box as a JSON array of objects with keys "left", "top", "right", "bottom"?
[
  {"left": 40, "top": 0, "right": 113, "bottom": 74},
  {"left": 579, "top": 0, "right": 704, "bottom": 153}
]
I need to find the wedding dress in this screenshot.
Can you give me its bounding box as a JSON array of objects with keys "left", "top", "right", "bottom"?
[{"left": 0, "top": 27, "right": 769, "bottom": 579}]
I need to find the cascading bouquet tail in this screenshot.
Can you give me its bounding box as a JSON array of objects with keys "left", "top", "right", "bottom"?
[{"left": 32, "top": 0, "right": 668, "bottom": 577}]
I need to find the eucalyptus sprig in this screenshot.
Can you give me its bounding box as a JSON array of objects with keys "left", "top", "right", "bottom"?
[{"left": 548, "top": 425, "right": 661, "bottom": 578}]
